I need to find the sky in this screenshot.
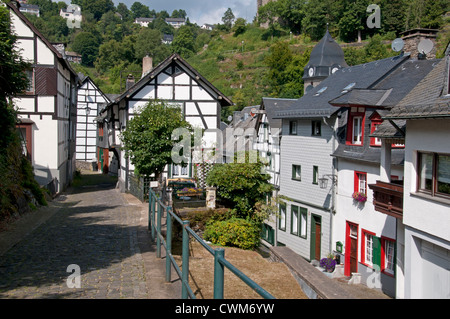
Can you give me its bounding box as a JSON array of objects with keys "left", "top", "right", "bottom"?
[{"left": 57, "top": 1, "right": 258, "bottom": 26}]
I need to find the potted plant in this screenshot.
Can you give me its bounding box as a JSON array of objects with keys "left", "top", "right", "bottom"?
[
  {"left": 319, "top": 256, "right": 337, "bottom": 273},
  {"left": 352, "top": 191, "right": 367, "bottom": 203}
]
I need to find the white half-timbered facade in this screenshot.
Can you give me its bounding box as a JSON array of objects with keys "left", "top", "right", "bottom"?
[
  {"left": 76, "top": 76, "right": 110, "bottom": 163},
  {"left": 99, "top": 53, "right": 233, "bottom": 191},
  {"left": 7, "top": 1, "right": 79, "bottom": 193}
]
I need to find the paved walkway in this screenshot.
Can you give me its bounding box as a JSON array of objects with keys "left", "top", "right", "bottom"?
[{"left": 0, "top": 174, "right": 179, "bottom": 299}]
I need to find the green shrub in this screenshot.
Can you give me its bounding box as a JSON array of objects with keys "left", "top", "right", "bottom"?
[{"left": 204, "top": 217, "right": 261, "bottom": 250}]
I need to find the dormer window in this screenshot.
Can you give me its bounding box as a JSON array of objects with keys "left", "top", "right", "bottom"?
[
  {"left": 346, "top": 107, "right": 365, "bottom": 146},
  {"left": 353, "top": 116, "right": 363, "bottom": 144}
]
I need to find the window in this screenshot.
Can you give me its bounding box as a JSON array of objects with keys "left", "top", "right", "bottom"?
[
  {"left": 354, "top": 171, "right": 367, "bottom": 195},
  {"left": 382, "top": 237, "right": 395, "bottom": 276},
  {"left": 289, "top": 121, "right": 297, "bottom": 135},
  {"left": 290, "top": 205, "right": 307, "bottom": 238},
  {"left": 291, "top": 205, "right": 298, "bottom": 235},
  {"left": 346, "top": 108, "right": 365, "bottom": 146},
  {"left": 365, "top": 232, "right": 374, "bottom": 266},
  {"left": 25, "top": 69, "right": 34, "bottom": 93},
  {"left": 300, "top": 207, "right": 307, "bottom": 238},
  {"left": 292, "top": 164, "right": 301, "bottom": 181},
  {"left": 418, "top": 152, "right": 450, "bottom": 198},
  {"left": 353, "top": 116, "right": 363, "bottom": 144},
  {"left": 370, "top": 115, "right": 382, "bottom": 146},
  {"left": 362, "top": 229, "right": 380, "bottom": 269},
  {"left": 312, "top": 120, "right": 321, "bottom": 136},
  {"left": 313, "top": 166, "right": 319, "bottom": 184},
  {"left": 314, "top": 86, "right": 327, "bottom": 96},
  {"left": 279, "top": 203, "right": 286, "bottom": 231}
]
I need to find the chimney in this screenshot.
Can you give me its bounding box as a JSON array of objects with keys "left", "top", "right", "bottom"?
[
  {"left": 126, "top": 74, "right": 135, "bottom": 90},
  {"left": 400, "top": 28, "right": 438, "bottom": 60},
  {"left": 142, "top": 55, "right": 153, "bottom": 78}
]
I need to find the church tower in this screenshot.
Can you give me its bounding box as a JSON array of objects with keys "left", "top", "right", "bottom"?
[{"left": 303, "top": 27, "right": 348, "bottom": 94}]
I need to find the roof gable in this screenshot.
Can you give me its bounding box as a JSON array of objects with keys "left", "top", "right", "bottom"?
[{"left": 111, "top": 53, "right": 232, "bottom": 107}]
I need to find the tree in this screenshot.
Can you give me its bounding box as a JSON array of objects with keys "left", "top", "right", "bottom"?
[
  {"left": 130, "top": 1, "right": 151, "bottom": 19},
  {"left": 0, "top": 5, "right": 31, "bottom": 150},
  {"left": 338, "top": 0, "right": 370, "bottom": 42},
  {"left": 222, "top": 8, "right": 235, "bottom": 31},
  {"left": 172, "top": 25, "right": 196, "bottom": 58},
  {"left": 72, "top": 31, "right": 101, "bottom": 66},
  {"left": 134, "top": 28, "right": 170, "bottom": 62},
  {"left": 119, "top": 100, "right": 192, "bottom": 180},
  {"left": 232, "top": 17, "right": 247, "bottom": 37},
  {"left": 72, "top": 0, "right": 115, "bottom": 20},
  {"left": 206, "top": 152, "right": 273, "bottom": 218}
]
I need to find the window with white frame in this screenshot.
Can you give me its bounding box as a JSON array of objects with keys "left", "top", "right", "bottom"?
[
  {"left": 300, "top": 207, "right": 307, "bottom": 238},
  {"left": 353, "top": 116, "right": 363, "bottom": 145},
  {"left": 279, "top": 203, "right": 286, "bottom": 231},
  {"left": 355, "top": 171, "right": 367, "bottom": 195},
  {"left": 383, "top": 238, "right": 395, "bottom": 275},
  {"left": 365, "top": 232, "right": 374, "bottom": 266},
  {"left": 291, "top": 205, "right": 298, "bottom": 235}
]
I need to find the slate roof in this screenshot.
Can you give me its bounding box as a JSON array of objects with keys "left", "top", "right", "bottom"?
[
  {"left": 259, "top": 97, "right": 296, "bottom": 130},
  {"left": 330, "top": 59, "right": 439, "bottom": 108},
  {"left": 383, "top": 57, "right": 450, "bottom": 119},
  {"left": 275, "top": 54, "right": 410, "bottom": 119},
  {"left": 303, "top": 29, "right": 348, "bottom": 81}
]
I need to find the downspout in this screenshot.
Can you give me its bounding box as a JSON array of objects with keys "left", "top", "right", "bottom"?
[{"left": 323, "top": 116, "right": 336, "bottom": 255}]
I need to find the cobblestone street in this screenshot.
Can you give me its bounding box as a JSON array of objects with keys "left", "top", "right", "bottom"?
[{"left": 0, "top": 174, "right": 178, "bottom": 299}]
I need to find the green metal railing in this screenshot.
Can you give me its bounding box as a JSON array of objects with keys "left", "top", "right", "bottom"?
[{"left": 148, "top": 188, "right": 275, "bottom": 299}]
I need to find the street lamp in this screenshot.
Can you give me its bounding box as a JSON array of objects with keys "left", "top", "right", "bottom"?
[{"left": 319, "top": 174, "right": 337, "bottom": 189}]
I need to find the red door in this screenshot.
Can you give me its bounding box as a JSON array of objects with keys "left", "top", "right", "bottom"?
[{"left": 345, "top": 222, "right": 358, "bottom": 277}]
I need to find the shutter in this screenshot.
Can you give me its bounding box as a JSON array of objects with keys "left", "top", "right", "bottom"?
[
  {"left": 35, "top": 67, "right": 57, "bottom": 95},
  {"left": 168, "top": 164, "right": 172, "bottom": 178},
  {"left": 372, "top": 236, "right": 381, "bottom": 270}
]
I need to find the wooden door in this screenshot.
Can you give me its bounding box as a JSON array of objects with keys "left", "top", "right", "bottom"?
[
  {"left": 310, "top": 215, "right": 321, "bottom": 261},
  {"left": 345, "top": 222, "right": 358, "bottom": 276},
  {"left": 315, "top": 221, "right": 321, "bottom": 261}
]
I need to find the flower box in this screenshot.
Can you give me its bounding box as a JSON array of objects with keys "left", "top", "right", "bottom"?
[{"left": 352, "top": 191, "right": 367, "bottom": 203}]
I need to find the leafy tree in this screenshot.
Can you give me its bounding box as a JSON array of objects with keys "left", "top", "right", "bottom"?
[
  {"left": 116, "top": 2, "right": 132, "bottom": 22},
  {"left": 232, "top": 17, "right": 247, "bottom": 37},
  {"left": 0, "top": 5, "right": 31, "bottom": 150},
  {"left": 130, "top": 1, "right": 152, "bottom": 19},
  {"left": 119, "top": 100, "right": 192, "bottom": 180},
  {"left": 206, "top": 152, "right": 273, "bottom": 218},
  {"left": 338, "top": 0, "right": 370, "bottom": 42},
  {"left": 72, "top": 31, "right": 101, "bottom": 66},
  {"left": 222, "top": 8, "right": 235, "bottom": 31},
  {"left": 134, "top": 27, "right": 170, "bottom": 62},
  {"left": 72, "top": 0, "right": 115, "bottom": 20},
  {"left": 171, "top": 9, "right": 187, "bottom": 19},
  {"left": 172, "top": 25, "right": 196, "bottom": 58}
]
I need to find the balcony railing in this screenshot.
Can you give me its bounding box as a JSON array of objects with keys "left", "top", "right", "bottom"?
[{"left": 368, "top": 180, "right": 404, "bottom": 220}]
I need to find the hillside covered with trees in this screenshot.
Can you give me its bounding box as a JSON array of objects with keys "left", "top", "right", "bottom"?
[{"left": 22, "top": 0, "right": 450, "bottom": 120}]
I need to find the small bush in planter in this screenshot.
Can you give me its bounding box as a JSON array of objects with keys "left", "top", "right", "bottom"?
[
  {"left": 319, "top": 257, "right": 337, "bottom": 272},
  {"left": 204, "top": 217, "right": 260, "bottom": 250}
]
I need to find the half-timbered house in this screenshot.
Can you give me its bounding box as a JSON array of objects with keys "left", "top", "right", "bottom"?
[
  {"left": 99, "top": 53, "right": 232, "bottom": 192},
  {"left": 75, "top": 75, "right": 111, "bottom": 171},
  {"left": 7, "top": 1, "right": 79, "bottom": 193}
]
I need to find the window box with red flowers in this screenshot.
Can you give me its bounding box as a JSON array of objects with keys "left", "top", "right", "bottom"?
[{"left": 352, "top": 191, "right": 367, "bottom": 203}]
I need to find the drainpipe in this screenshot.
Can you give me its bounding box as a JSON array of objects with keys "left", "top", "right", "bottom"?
[{"left": 323, "top": 116, "right": 336, "bottom": 255}]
